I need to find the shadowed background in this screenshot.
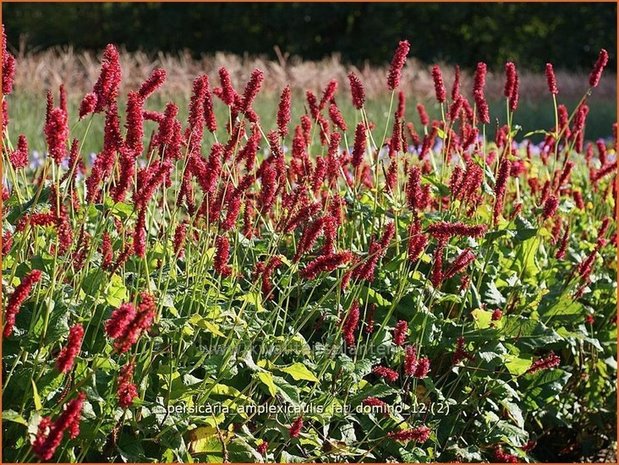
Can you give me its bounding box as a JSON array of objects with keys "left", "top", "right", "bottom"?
[
  {"left": 2, "top": 2, "right": 617, "bottom": 151},
  {"left": 3, "top": 2, "right": 616, "bottom": 70}
]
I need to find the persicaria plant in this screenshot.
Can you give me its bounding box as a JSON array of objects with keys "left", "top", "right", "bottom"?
[{"left": 1, "top": 26, "right": 616, "bottom": 463}]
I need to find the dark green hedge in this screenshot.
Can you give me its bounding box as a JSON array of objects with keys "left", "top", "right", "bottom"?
[{"left": 3, "top": 2, "right": 616, "bottom": 71}]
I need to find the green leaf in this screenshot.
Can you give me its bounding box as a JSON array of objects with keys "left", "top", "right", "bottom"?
[
  {"left": 513, "top": 216, "right": 538, "bottom": 242},
  {"left": 103, "top": 198, "right": 133, "bottom": 220},
  {"left": 504, "top": 355, "right": 532, "bottom": 376},
  {"left": 105, "top": 273, "right": 128, "bottom": 307},
  {"left": 515, "top": 236, "right": 541, "bottom": 281},
  {"left": 500, "top": 399, "right": 525, "bottom": 428},
  {"left": 3, "top": 410, "right": 28, "bottom": 426},
  {"left": 31, "top": 379, "right": 42, "bottom": 411},
  {"left": 360, "top": 286, "right": 391, "bottom": 308},
  {"left": 256, "top": 371, "right": 277, "bottom": 397},
  {"left": 471, "top": 308, "right": 493, "bottom": 329},
  {"left": 539, "top": 293, "right": 583, "bottom": 320},
  {"left": 484, "top": 281, "right": 506, "bottom": 306},
  {"left": 82, "top": 268, "right": 106, "bottom": 295},
  {"left": 188, "top": 314, "right": 225, "bottom": 337},
  {"left": 238, "top": 292, "right": 265, "bottom": 312},
  {"left": 279, "top": 362, "right": 319, "bottom": 383}
]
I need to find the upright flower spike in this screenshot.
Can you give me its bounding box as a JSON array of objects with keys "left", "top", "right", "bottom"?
[
  {"left": 396, "top": 90, "right": 406, "bottom": 119},
  {"left": 56, "top": 324, "right": 84, "bottom": 373},
  {"left": 589, "top": 49, "right": 609, "bottom": 87},
  {"left": 387, "top": 40, "right": 410, "bottom": 91},
  {"left": 79, "top": 92, "right": 98, "bottom": 119},
  {"left": 348, "top": 72, "right": 366, "bottom": 109},
  {"left": 545, "top": 63, "right": 558, "bottom": 95},
  {"left": 9, "top": 134, "right": 29, "bottom": 169},
  {"left": 117, "top": 362, "right": 139, "bottom": 408},
  {"left": 2, "top": 26, "right": 16, "bottom": 95},
  {"left": 393, "top": 320, "right": 408, "bottom": 346},
  {"left": 4, "top": 269, "right": 43, "bottom": 337},
  {"left": 218, "top": 67, "right": 238, "bottom": 107},
  {"left": 241, "top": 68, "right": 264, "bottom": 113},
  {"left": 451, "top": 65, "right": 461, "bottom": 100},
  {"left": 44, "top": 108, "right": 69, "bottom": 165},
  {"left": 214, "top": 235, "right": 232, "bottom": 277},
  {"left": 328, "top": 103, "right": 347, "bottom": 132},
  {"left": 351, "top": 122, "right": 367, "bottom": 168},
  {"left": 542, "top": 195, "right": 559, "bottom": 220},
  {"left": 105, "top": 303, "right": 137, "bottom": 339},
  {"left": 319, "top": 79, "right": 338, "bottom": 110},
  {"left": 186, "top": 75, "right": 208, "bottom": 151},
  {"left": 92, "top": 44, "right": 122, "bottom": 112},
  {"left": 277, "top": 85, "right": 292, "bottom": 137},
  {"left": 509, "top": 72, "right": 520, "bottom": 112},
  {"left": 124, "top": 91, "right": 144, "bottom": 156},
  {"left": 404, "top": 345, "right": 418, "bottom": 375},
  {"left": 473, "top": 62, "right": 489, "bottom": 124},
  {"left": 111, "top": 292, "right": 157, "bottom": 353},
  {"left": 504, "top": 62, "right": 517, "bottom": 98},
  {"left": 289, "top": 416, "right": 303, "bottom": 438},
  {"left": 431, "top": 65, "right": 446, "bottom": 103},
  {"left": 493, "top": 156, "right": 512, "bottom": 224},
  {"left": 342, "top": 300, "right": 360, "bottom": 347},
  {"left": 32, "top": 392, "right": 86, "bottom": 461},
  {"left": 417, "top": 103, "right": 429, "bottom": 126}
]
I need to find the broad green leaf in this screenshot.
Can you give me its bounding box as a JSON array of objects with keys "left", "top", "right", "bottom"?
[
  {"left": 471, "top": 308, "right": 493, "bottom": 329},
  {"left": 504, "top": 355, "right": 532, "bottom": 376},
  {"left": 256, "top": 371, "right": 277, "bottom": 397},
  {"left": 187, "top": 426, "right": 232, "bottom": 459},
  {"left": 238, "top": 292, "right": 265, "bottom": 312},
  {"left": 279, "top": 362, "right": 319, "bottom": 383},
  {"left": 515, "top": 236, "right": 541, "bottom": 282},
  {"left": 105, "top": 273, "right": 128, "bottom": 307},
  {"left": 188, "top": 314, "right": 225, "bottom": 337},
  {"left": 3, "top": 410, "right": 28, "bottom": 426},
  {"left": 360, "top": 286, "right": 391, "bottom": 307}
]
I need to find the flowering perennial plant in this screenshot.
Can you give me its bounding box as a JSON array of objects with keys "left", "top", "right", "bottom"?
[{"left": 1, "top": 33, "right": 616, "bottom": 463}]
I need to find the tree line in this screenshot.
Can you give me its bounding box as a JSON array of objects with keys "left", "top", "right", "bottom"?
[{"left": 3, "top": 3, "right": 616, "bottom": 71}]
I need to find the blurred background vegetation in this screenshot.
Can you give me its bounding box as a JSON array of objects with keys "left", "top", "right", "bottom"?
[
  {"left": 2, "top": 2, "right": 617, "bottom": 149},
  {"left": 3, "top": 2, "right": 616, "bottom": 71}
]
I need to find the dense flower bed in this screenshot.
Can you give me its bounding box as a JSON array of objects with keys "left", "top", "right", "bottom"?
[{"left": 2, "top": 30, "right": 616, "bottom": 462}]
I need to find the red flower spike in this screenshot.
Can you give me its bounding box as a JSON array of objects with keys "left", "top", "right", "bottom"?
[
  {"left": 388, "top": 425, "right": 431, "bottom": 443},
  {"left": 289, "top": 416, "right": 303, "bottom": 438},
  {"left": 393, "top": 320, "right": 408, "bottom": 346},
  {"left": 138, "top": 68, "right": 167, "bottom": 100},
  {"left": 56, "top": 324, "right": 84, "bottom": 373},
  {"left": 372, "top": 365, "right": 399, "bottom": 383},
  {"left": 589, "top": 49, "right": 609, "bottom": 87},
  {"left": 545, "top": 63, "right": 558, "bottom": 95},
  {"left": 526, "top": 351, "right": 560, "bottom": 374},
  {"left": 342, "top": 300, "right": 360, "bottom": 347},
  {"left": 348, "top": 72, "right": 366, "bottom": 109},
  {"left": 4, "top": 269, "right": 43, "bottom": 337},
  {"left": 387, "top": 40, "right": 410, "bottom": 91},
  {"left": 33, "top": 392, "right": 86, "bottom": 461},
  {"left": 277, "top": 85, "right": 292, "bottom": 137},
  {"left": 431, "top": 64, "right": 446, "bottom": 103}
]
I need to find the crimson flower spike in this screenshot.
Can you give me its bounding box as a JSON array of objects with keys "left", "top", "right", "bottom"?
[{"left": 387, "top": 40, "right": 410, "bottom": 91}]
